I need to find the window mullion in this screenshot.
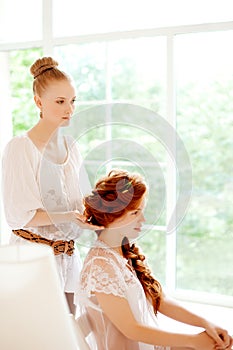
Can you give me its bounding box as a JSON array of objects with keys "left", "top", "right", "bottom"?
[
  {"left": 165, "top": 34, "right": 177, "bottom": 291},
  {"left": 0, "top": 52, "right": 13, "bottom": 244},
  {"left": 42, "top": 0, "right": 54, "bottom": 55}
]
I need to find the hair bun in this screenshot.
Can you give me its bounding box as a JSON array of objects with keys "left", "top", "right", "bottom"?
[{"left": 30, "top": 56, "right": 59, "bottom": 78}]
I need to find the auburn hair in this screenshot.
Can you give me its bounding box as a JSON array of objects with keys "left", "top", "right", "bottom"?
[
  {"left": 84, "top": 169, "right": 162, "bottom": 314},
  {"left": 30, "top": 56, "right": 72, "bottom": 96}
]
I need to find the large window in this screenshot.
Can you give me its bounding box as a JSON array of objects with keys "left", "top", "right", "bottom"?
[
  {"left": 0, "top": 0, "right": 233, "bottom": 307},
  {"left": 176, "top": 30, "right": 233, "bottom": 298}
]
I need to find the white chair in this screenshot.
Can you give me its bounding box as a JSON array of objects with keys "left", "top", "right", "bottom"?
[{"left": 0, "top": 244, "right": 79, "bottom": 350}]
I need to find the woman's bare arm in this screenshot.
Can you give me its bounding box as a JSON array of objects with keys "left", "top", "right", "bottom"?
[
  {"left": 25, "top": 209, "right": 104, "bottom": 231},
  {"left": 95, "top": 292, "right": 217, "bottom": 349},
  {"left": 158, "top": 293, "right": 232, "bottom": 349}
]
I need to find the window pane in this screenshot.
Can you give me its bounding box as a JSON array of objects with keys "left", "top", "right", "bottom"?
[
  {"left": 54, "top": 44, "right": 106, "bottom": 101},
  {"left": 55, "top": 37, "right": 166, "bottom": 116},
  {"left": 53, "top": 0, "right": 233, "bottom": 37},
  {"left": 176, "top": 31, "right": 233, "bottom": 296},
  {"left": 139, "top": 227, "right": 166, "bottom": 285},
  {"left": 109, "top": 37, "right": 166, "bottom": 116},
  {"left": 0, "top": 0, "right": 42, "bottom": 43},
  {"left": 9, "top": 49, "right": 43, "bottom": 135}
]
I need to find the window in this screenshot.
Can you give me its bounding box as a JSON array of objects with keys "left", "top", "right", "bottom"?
[
  {"left": 176, "top": 30, "right": 233, "bottom": 297},
  {"left": 0, "top": 0, "right": 233, "bottom": 307},
  {"left": 0, "top": 0, "right": 42, "bottom": 43},
  {"left": 53, "top": 0, "right": 233, "bottom": 36}
]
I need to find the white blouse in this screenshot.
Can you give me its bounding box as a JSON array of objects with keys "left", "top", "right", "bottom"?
[
  {"left": 2, "top": 134, "right": 91, "bottom": 291},
  {"left": 76, "top": 240, "right": 170, "bottom": 350}
]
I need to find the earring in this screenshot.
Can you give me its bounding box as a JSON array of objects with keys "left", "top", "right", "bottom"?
[{"left": 40, "top": 111, "right": 43, "bottom": 118}]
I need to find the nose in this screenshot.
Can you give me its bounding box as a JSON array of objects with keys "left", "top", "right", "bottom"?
[
  {"left": 65, "top": 103, "right": 74, "bottom": 114},
  {"left": 139, "top": 212, "right": 146, "bottom": 223}
]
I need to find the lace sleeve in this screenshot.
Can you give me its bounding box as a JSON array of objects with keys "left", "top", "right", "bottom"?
[{"left": 80, "top": 256, "right": 128, "bottom": 299}]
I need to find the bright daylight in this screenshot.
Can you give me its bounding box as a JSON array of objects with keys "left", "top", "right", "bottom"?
[{"left": 0, "top": 1, "right": 233, "bottom": 349}]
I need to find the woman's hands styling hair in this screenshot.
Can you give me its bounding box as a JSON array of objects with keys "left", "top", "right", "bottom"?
[{"left": 73, "top": 210, "right": 104, "bottom": 231}]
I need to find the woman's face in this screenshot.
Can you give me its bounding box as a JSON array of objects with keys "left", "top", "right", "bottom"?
[
  {"left": 35, "top": 79, "right": 76, "bottom": 127},
  {"left": 110, "top": 197, "right": 146, "bottom": 239}
]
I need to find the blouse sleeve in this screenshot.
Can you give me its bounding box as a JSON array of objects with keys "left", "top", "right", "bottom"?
[
  {"left": 81, "top": 256, "right": 128, "bottom": 299},
  {"left": 1, "top": 136, "right": 44, "bottom": 228}
]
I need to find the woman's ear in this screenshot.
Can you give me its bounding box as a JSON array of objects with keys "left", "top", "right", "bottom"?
[{"left": 34, "top": 95, "right": 42, "bottom": 109}]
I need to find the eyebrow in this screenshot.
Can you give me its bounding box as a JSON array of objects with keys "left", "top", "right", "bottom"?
[
  {"left": 132, "top": 208, "right": 142, "bottom": 213},
  {"left": 56, "top": 96, "right": 76, "bottom": 99}
]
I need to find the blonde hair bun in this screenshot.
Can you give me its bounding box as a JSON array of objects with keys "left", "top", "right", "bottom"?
[{"left": 30, "top": 56, "right": 59, "bottom": 79}]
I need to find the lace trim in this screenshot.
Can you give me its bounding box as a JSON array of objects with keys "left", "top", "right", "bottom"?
[{"left": 80, "top": 241, "right": 139, "bottom": 298}]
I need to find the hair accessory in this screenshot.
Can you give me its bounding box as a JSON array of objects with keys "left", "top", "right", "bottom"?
[
  {"left": 86, "top": 216, "right": 93, "bottom": 223},
  {"left": 121, "top": 181, "right": 132, "bottom": 193},
  {"left": 34, "top": 67, "right": 54, "bottom": 79}
]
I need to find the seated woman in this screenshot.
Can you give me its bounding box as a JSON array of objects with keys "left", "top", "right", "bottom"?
[{"left": 75, "top": 169, "right": 232, "bottom": 350}]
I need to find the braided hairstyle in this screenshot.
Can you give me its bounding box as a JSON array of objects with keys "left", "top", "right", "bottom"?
[
  {"left": 84, "top": 169, "right": 162, "bottom": 314},
  {"left": 30, "top": 56, "right": 72, "bottom": 96}
]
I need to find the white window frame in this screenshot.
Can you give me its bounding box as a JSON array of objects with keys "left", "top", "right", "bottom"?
[{"left": 0, "top": 0, "right": 233, "bottom": 307}]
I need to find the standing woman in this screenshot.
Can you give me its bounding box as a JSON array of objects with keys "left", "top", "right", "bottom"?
[{"left": 1, "top": 56, "right": 102, "bottom": 314}]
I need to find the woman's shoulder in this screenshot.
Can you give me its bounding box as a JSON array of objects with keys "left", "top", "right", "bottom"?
[
  {"left": 82, "top": 242, "right": 126, "bottom": 274},
  {"left": 80, "top": 244, "right": 132, "bottom": 298},
  {"left": 4, "top": 134, "right": 32, "bottom": 151},
  {"left": 3, "top": 134, "right": 38, "bottom": 161}
]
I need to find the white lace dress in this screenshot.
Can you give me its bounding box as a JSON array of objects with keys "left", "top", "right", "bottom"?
[
  {"left": 2, "top": 134, "right": 91, "bottom": 291},
  {"left": 76, "top": 240, "right": 170, "bottom": 350}
]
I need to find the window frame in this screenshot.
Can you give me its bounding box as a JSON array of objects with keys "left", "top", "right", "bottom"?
[{"left": 0, "top": 0, "right": 233, "bottom": 307}]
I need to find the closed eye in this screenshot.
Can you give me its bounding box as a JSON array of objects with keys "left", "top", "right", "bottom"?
[{"left": 131, "top": 209, "right": 140, "bottom": 216}]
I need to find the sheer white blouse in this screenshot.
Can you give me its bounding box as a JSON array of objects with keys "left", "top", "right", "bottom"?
[
  {"left": 76, "top": 240, "right": 170, "bottom": 350},
  {"left": 2, "top": 134, "right": 91, "bottom": 291}
]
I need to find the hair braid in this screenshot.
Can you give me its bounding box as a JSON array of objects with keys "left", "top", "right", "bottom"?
[{"left": 122, "top": 236, "right": 162, "bottom": 315}]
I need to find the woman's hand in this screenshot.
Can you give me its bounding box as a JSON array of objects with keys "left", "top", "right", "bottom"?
[
  {"left": 192, "top": 331, "right": 217, "bottom": 350},
  {"left": 203, "top": 321, "right": 233, "bottom": 350},
  {"left": 73, "top": 211, "right": 104, "bottom": 231}
]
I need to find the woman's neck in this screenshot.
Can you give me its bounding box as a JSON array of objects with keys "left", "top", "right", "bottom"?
[
  {"left": 98, "top": 228, "right": 124, "bottom": 256},
  {"left": 27, "top": 122, "right": 68, "bottom": 164},
  {"left": 28, "top": 121, "right": 60, "bottom": 145}
]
